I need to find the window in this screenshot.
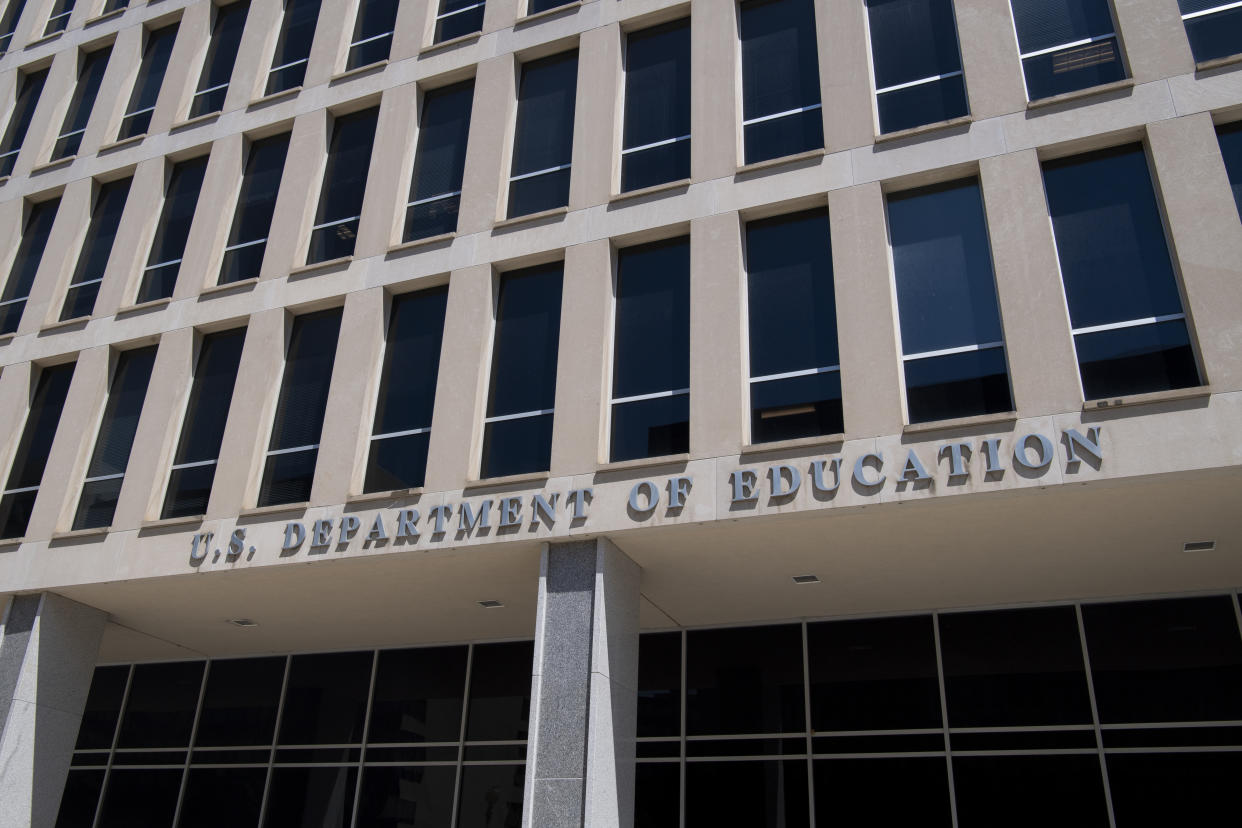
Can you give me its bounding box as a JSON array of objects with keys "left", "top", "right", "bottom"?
[
  {"left": 1178, "top": 0, "right": 1242, "bottom": 63},
  {"left": 739, "top": 0, "right": 823, "bottom": 165},
  {"left": 257, "top": 308, "right": 342, "bottom": 507},
  {"left": 43, "top": 0, "right": 73, "bottom": 35},
  {"left": 480, "top": 263, "right": 562, "bottom": 479},
  {"left": 1009, "top": 0, "right": 1125, "bottom": 101},
  {"left": 507, "top": 51, "right": 577, "bottom": 218},
  {"left": 117, "top": 23, "right": 178, "bottom": 140},
  {"left": 61, "top": 177, "right": 131, "bottom": 322},
  {"left": 346, "top": 0, "right": 396, "bottom": 69},
  {"left": 621, "top": 18, "right": 690, "bottom": 192},
  {"left": 307, "top": 107, "right": 378, "bottom": 263},
  {"left": 219, "top": 132, "right": 290, "bottom": 285},
  {"left": 1043, "top": 144, "right": 1200, "bottom": 400},
  {"left": 0, "top": 198, "right": 58, "bottom": 335},
  {"left": 189, "top": 0, "right": 248, "bottom": 119},
  {"left": 865, "top": 0, "right": 968, "bottom": 134},
  {"left": 364, "top": 287, "right": 448, "bottom": 492},
  {"left": 52, "top": 46, "right": 111, "bottom": 160},
  {"left": 101, "top": 0, "right": 127, "bottom": 14},
  {"left": 434, "top": 0, "right": 484, "bottom": 43},
  {"left": 137, "top": 156, "right": 208, "bottom": 304},
  {"left": 0, "top": 362, "right": 74, "bottom": 539},
  {"left": 1217, "top": 122, "right": 1242, "bottom": 220},
  {"left": 610, "top": 238, "right": 689, "bottom": 462},
  {"left": 528, "top": 0, "right": 573, "bottom": 13},
  {"left": 265, "top": 0, "right": 321, "bottom": 95},
  {"left": 405, "top": 79, "right": 473, "bottom": 242},
  {"left": 0, "top": 68, "right": 48, "bottom": 177},
  {"left": 162, "top": 327, "right": 245, "bottom": 519},
  {"left": 744, "top": 209, "right": 844, "bottom": 442},
  {"left": 0, "top": 0, "right": 26, "bottom": 55},
  {"left": 887, "top": 179, "right": 1012, "bottom": 423},
  {"left": 72, "top": 346, "right": 156, "bottom": 530}
]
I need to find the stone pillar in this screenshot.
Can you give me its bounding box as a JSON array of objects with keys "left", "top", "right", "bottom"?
[
  {"left": 569, "top": 23, "right": 620, "bottom": 209},
  {"left": 691, "top": 0, "right": 739, "bottom": 180},
  {"left": 954, "top": 0, "right": 1027, "bottom": 118},
  {"left": 457, "top": 55, "right": 515, "bottom": 234},
  {"left": 689, "top": 210, "right": 745, "bottom": 455},
  {"left": 1112, "top": 0, "right": 1194, "bottom": 81},
  {"left": 523, "top": 537, "right": 640, "bottom": 828},
  {"left": 818, "top": 0, "right": 877, "bottom": 153},
  {"left": 0, "top": 593, "right": 107, "bottom": 828}
]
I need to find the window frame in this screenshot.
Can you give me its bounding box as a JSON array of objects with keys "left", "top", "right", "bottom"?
[
  {"left": 504, "top": 49, "right": 579, "bottom": 220},
  {"left": 305, "top": 104, "right": 380, "bottom": 264},
  {"left": 1178, "top": 0, "right": 1242, "bottom": 63},
  {"left": 117, "top": 21, "right": 180, "bottom": 142},
  {"left": 217, "top": 130, "right": 291, "bottom": 286},
  {"left": 433, "top": 0, "right": 486, "bottom": 44},
  {"left": 43, "top": 0, "right": 74, "bottom": 35},
  {"left": 618, "top": 16, "right": 692, "bottom": 193},
  {"left": 402, "top": 76, "right": 476, "bottom": 243},
  {"left": 52, "top": 44, "right": 113, "bottom": 161},
  {"left": 1005, "top": 0, "right": 1128, "bottom": 102},
  {"left": 136, "top": 154, "right": 209, "bottom": 305},
  {"left": 188, "top": 0, "right": 250, "bottom": 120}
]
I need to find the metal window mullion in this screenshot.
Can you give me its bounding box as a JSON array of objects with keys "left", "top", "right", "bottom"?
[
  {"left": 83, "top": 472, "right": 125, "bottom": 483},
  {"left": 483, "top": 408, "right": 553, "bottom": 424},
  {"left": 266, "top": 443, "right": 319, "bottom": 457},
  {"left": 509, "top": 162, "right": 571, "bottom": 183},
  {"left": 144, "top": 257, "right": 183, "bottom": 272},
  {"left": 802, "top": 621, "right": 816, "bottom": 828},
  {"left": 437, "top": 1, "right": 486, "bottom": 21},
  {"left": 170, "top": 659, "right": 212, "bottom": 828},
  {"left": 350, "top": 30, "right": 393, "bottom": 49},
  {"left": 371, "top": 426, "right": 431, "bottom": 441},
  {"left": 408, "top": 189, "right": 462, "bottom": 208},
  {"left": 269, "top": 57, "right": 309, "bottom": 73},
  {"left": 67, "top": 276, "right": 105, "bottom": 289},
  {"left": 750, "top": 364, "right": 840, "bottom": 384},
  {"left": 1183, "top": 0, "right": 1242, "bottom": 20},
  {"left": 224, "top": 236, "right": 268, "bottom": 252},
  {"left": 58, "top": 127, "right": 87, "bottom": 140},
  {"left": 876, "top": 70, "right": 963, "bottom": 96},
  {"left": 611, "top": 387, "right": 689, "bottom": 406},
  {"left": 2, "top": 484, "right": 39, "bottom": 495},
  {"left": 931, "top": 613, "right": 960, "bottom": 828},
  {"left": 1075, "top": 603, "right": 1119, "bottom": 828},
  {"left": 194, "top": 82, "right": 230, "bottom": 98},
  {"left": 903, "top": 340, "right": 1004, "bottom": 362},
  {"left": 171, "top": 458, "right": 217, "bottom": 471},
  {"left": 1071, "top": 313, "right": 1185, "bottom": 337},
  {"left": 91, "top": 664, "right": 135, "bottom": 828},
  {"left": 449, "top": 643, "right": 474, "bottom": 828},
  {"left": 122, "top": 105, "right": 156, "bottom": 119},
  {"left": 1019, "top": 32, "right": 1117, "bottom": 60},
  {"left": 621, "top": 133, "right": 691, "bottom": 156},
  {"left": 347, "top": 650, "right": 380, "bottom": 828},
  {"left": 0, "top": 147, "right": 19, "bottom": 159},
  {"left": 312, "top": 214, "right": 362, "bottom": 231},
  {"left": 680, "top": 629, "right": 687, "bottom": 828},
  {"left": 256, "top": 655, "right": 292, "bottom": 827},
  {"left": 0, "top": 295, "right": 27, "bottom": 307},
  {"left": 741, "top": 102, "right": 822, "bottom": 127}
]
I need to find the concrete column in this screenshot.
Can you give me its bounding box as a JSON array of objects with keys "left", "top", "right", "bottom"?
[
  {"left": 390, "top": 0, "right": 433, "bottom": 62},
  {"left": 355, "top": 86, "right": 411, "bottom": 258},
  {"left": 817, "top": 0, "right": 876, "bottom": 153},
  {"left": 227, "top": 0, "right": 284, "bottom": 107},
  {"left": 482, "top": 0, "right": 521, "bottom": 34},
  {"left": 1147, "top": 113, "right": 1242, "bottom": 393},
  {"left": 829, "top": 182, "right": 905, "bottom": 438},
  {"left": 0, "top": 593, "right": 107, "bottom": 828},
  {"left": 94, "top": 156, "right": 164, "bottom": 315},
  {"left": 0, "top": 196, "right": 21, "bottom": 282},
  {"left": 175, "top": 133, "right": 243, "bottom": 298},
  {"left": 424, "top": 265, "right": 492, "bottom": 490},
  {"left": 1112, "top": 0, "right": 1194, "bottom": 82},
  {"left": 523, "top": 537, "right": 640, "bottom": 828},
  {"left": 689, "top": 211, "right": 745, "bottom": 456},
  {"left": 209, "top": 308, "right": 286, "bottom": 516},
  {"left": 312, "top": 288, "right": 385, "bottom": 505},
  {"left": 262, "top": 110, "right": 327, "bottom": 276},
  {"left": 690, "top": 0, "right": 738, "bottom": 180},
  {"left": 9, "top": 47, "right": 76, "bottom": 179},
  {"left": 112, "top": 326, "right": 194, "bottom": 529},
  {"left": 83, "top": 23, "right": 142, "bottom": 152},
  {"left": 568, "top": 23, "right": 620, "bottom": 208},
  {"left": 979, "top": 150, "right": 1082, "bottom": 415},
  {"left": 8, "top": 0, "right": 43, "bottom": 50},
  {"left": 303, "top": 0, "right": 354, "bottom": 87},
  {"left": 954, "top": 0, "right": 1027, "bottom": 118},
  {"left": 19, "top": 177, "right": 91, "bottom": 335},
  {"left": 150, "top": 0, "right": 212, "bottom": 133},
  {"left": 457, "top": 55, "right": 515, "bottom": 234},
  {"left": 0, "top": 363, "right": 33, "bottom": 479},
  {"left": 550, "top": 239, "right": 611, "bottom": 475}
]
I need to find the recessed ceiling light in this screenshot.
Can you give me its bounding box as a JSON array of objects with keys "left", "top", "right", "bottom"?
[
  {"left": 227, "top": 618, "right": 259, "bottom": 627},
  {"left": 1183, "top": 541, "right": 1216, "bottom": 552},
  {"left": 478, "top": 600, "right": 504, "bottom": 608},
  {"left": 792, "top": 575, "right": 820, "bottom": 585}
]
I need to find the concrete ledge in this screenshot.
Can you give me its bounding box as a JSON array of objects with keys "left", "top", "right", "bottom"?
[
  {"left": 0, "top": 332, "right": 15, "bottom": 345},
  {"left": 289, "top": 255, "right": 352, "bottom": 278},
  {"left": 387, "top": 232, "right": 456, "bottom": 255},
  {"left": 419, "top": 31, "right": 481, "bottom": 57},
  {"left": 903, "top": 411, "right": 1018, "bottom": 436},
  {"left": 1026, "top": 78, "right": 1135, "bottom": 111},
  {"left": 198, "top": 277, "right": 258, "bottom": 299},
  {"left": 0, "top": 536, "right": 24, "bottom": 549},
  {"left": 735, "top": 148, "right": 824, "bottom": 176},
  {"left": 140, "top": 514, "right": 204, "bottom": 530},
  {"left": 31, "top": 156, "right": 74, "bottom": 174},
  {"left": 115, "top": 297, "right": 171, "bottom": 317},
  {"left": 874, "top": 115, "right": 973, "bottom": 145},
  {"left": 493, "top": 205, "right": 568, "bottom": 231},
  {"left": 1197, "top": 53, "right": 1242, "bottom": 73},
  {"left": 515, "top": 0, "right": 582, "bottom": 27},
  {"left": 238, "top": 501, "right": 309, "bottom": 518},
  {"left": 1084, "top": 385, "right": 1213, "bottom": 411},
  {"left": 171, "top": 111, "right": 221, "bottom": 132},
  {"left": 24, "top": 31, "right": 63, "bottom": 49},
  {"left": 741, "top": 433, "right": 846, "bottom": 455},
  {"left": 330, "top": 60, "right": 387, "bottom": 84},
  {"left": 99, "top": 134, "right": 145, "bottom": 153},
  {"left": 345, "top": 487, "right": 423, "bottom": 505},
  {"left": 609, "top": 178, "right": 690, "bottom": 205},
  {"left": 464, "top": 471, "right": 550, "bottom": 490},
  {"left": 248, "top": 86, "right": 302, "bottom": 109},
  {"left": 39, "top": 316, "right": 90, "bottom": 334},
  {"left": 85, "top": 8, "right": 125, "bottom": 26},
  {"left": 50, "top": 527, "right": 110, "bottom": 542},
  {"left": 596, "top": 453, "right": 690, "bottom": 473}
]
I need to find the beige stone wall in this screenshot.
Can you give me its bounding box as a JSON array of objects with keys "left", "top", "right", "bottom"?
[{"left": 0, "top": 0, "right": 1236, "bottom": 595}]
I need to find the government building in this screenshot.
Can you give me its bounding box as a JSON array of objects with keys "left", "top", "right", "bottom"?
[{"left": 0, "top": 0, "right": 1239, "bottom": 825}]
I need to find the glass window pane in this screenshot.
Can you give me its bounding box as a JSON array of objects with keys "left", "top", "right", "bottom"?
[
  {"left": 750, "top": 372, "right": 843, "bottom": 443},
  {"left": 814, "top": 757, "right": 951, "bottom": 827},
  {"left": 1216, "top": 121, "right": 1242, "bottom": 220},
  {"left": 638, "top": 632, "right": 681, "bottom": 738},
  {"left": 371, "top": 289, "right": 448, "bottom": 436},
  {"left": 118, "top": 23, "right": 179, "bottom": 140},
  {"left": 876, "top": 74, "right": 968, "bottom": 135},
  {"left": 62, "top": 178, "right": 131, "bottom": 322},
  {"left": 939, "top": 606, "right": 1093, "bottom": 727},
  {"left": 622, "top": 18, "right": 690, "bottom": 189},
  {"left": 116, "top": 661, "right": 204, "bottom": 748},
  {"left": 465, "top": 640, "right": 533, "bottom": 742},
  {"left": 508, "top": 51, "right": 577, "bottom": 217},
  {"left": 266, "top": 0, "right": 321, "bottom": 94},
  {"left": 480, "top": 413, "right": 554, "bottom": 479},
  {"left": 685, "top": 760, "right": 809, "bottom": 828},
  {"left": 808, "top": 614, "right": 942, "bottom": 732},
  {"left": 0, "top": 68, "right": 47, "bottom": 176},
  {"left": 179, "top": 767, "right": 266, "bottom": 828},
  {"left": 0, "top": 198, "right": 59, "bottom": 335},
  {"left": 258, "top": 447, "right": 318, "bottom": 506},
  {"left": 348, "top": 0, "right": 397, "bottom": 69},
  {"left": 365, "top": 432, "right": 430, "bottom": 492},
  {"left": 952, "top": 755, "right": 1109, "bottom": 827},
  {"left": 195, "top": 656, "right": 286, "bottom": 747},
  {"left": 622, "top": 139, "right": 690, "bottom": 193},
  {"left": 0, "top": 0, "right": 27, "bottom": 52},
  {"left": 686, "top": 624, "right": 805, "bottom": 735},
  {"left": 278, "top": 651, "right": 373, "bottom": 745},
  {"left": 742, "top": 108, "right": 824, "bottom": 165},
  {"left": 1010, "top": 0, "right": 1116, "bottom": 54},
  {"left": 1081, "top": 595, "right": 1242, "bottom": 724},
  {"left": 54, "top": 47, "right": 111, "bottom": 160},
  {"left": 1022, "top": 37, "right": 1125, "bottom": 101},
  {"left": 264, "top": 766, "right": 357, "bottom": 828},
  {"left": 1, "top": 362, "right": 75, "bottom": 539},
  {"left": 308, "top": 107, "right": 378, "bottom": 263},
  {"left": 405, "top": 79, "right": 473, "bottom": 241},
  {"left": 528, "top": 0, "right": 573, "bottom": 12},
  {"left": 191, "top": 0, "right": 249, "bottom": 118},
  {"left": 485, "top": 264, "right": 562, "bottom": 416},
  {"left": 1073, "top": 318, "right": 1198, "bottom": 400},
  {"left": 55, "top": 769, "right": 104, "bottom": 828},
  {"left": 221, "top": 133, "right": 290, "bottom": 282},
  {"left": 904, "top": 347, "right": 1013, "bottom": 423},
  {"left": 139, "top": 156, "right": 208, "bottom": 303},
  {"left": 368, "top": 645, "right": 468, "bottom": 744},
  {"left": 358, "top": 764, "right": 458, "bottom": 828},
  {"left": 1107, "top": 751, "right": 1242, "bottom": 826},
  {"left": 1183, "top": 6, "right": 1242, "bottom": 63},
  {"left": 614, "top": 238, "right": 690, "bottom": 399},
  {"left": 610, "top": 395, "right": 689, "bottom": 462},
  {"left": 867, "top": 0, "right": 964, "bottom": 88},
  {"left": 740, "top": 0, "right": 823, "bottom": 163},
  {"left": 76, "top": 665, "right": 130, "bottom": 750},
  {"left": 96, "top": 767, "right": 183, "bottom": 828},
  {"left": 456, "top": 764, "right": 525, "bottom": 828},
  {"left": 634, "top": 762, "right": 679, "bottom": 828}
]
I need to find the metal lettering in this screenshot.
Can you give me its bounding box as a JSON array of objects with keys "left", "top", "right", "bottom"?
[
  {"left": 769, "top": 464, "right": 801, "bottom": 498},
  {"left": 339, "top": 515, "right": 360, "bottom": 543},
  {"left": 730, "top": 469, "right": 759, "bottom": 503},
  {"left": 853, "top": 453, "right": 886, "bottom": 488},
  {"left": 1064, "top": 426, "right": 1103, "bottom": 464},
  {"left": 939, "top": 442, "right": 972, "bottom": 478},
  {"left": 226, "top": 528, "right": 246, "bottom": 558},
  {"left": 428, "top": 504, "right": 451, "bottom": 534},
  {"left": 395, "top": 509, "right": 420, "bottom": 539},
  {"left": 1013, "top": 433, "right": 1054, "bottom": 470},
  {"left": 459, "top": 500, "right": 492, "bottom": 532},
  {"left": 190, "top": 531, "right": 213, "bottom": 562},
  {"left": 499, "top": 496, "right": 522, "bottom": 527},
  {"left": 567, "top": 488, "right": 593, "bottom": 520},
  {"left": 311, "top": 519, "right": 333, "bottom": 546},
  {"left": 811, "top": 458, "right": 842, "bottom": 494},
  {"left": 667, "top": 476, "right": 693, "bottom": 508},
  {"left": 282, "top": 522, "right": 305, "bottom": 551},
  {"left": 629, "top": 481, "right": 659, "bottom": 513},
  {"left": 980, "top": 438, "right": 1004, "bottom": 474},
  {"left": 532, "top": 492, "right": 559, "bottom": 526},
  {"left": 368, "top": 513, "right": 389, "bottom": 541}
]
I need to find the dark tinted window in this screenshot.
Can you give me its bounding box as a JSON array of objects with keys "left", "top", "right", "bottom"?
[
  {"left": 278, "top": 651, "right": 373, "bottom": 745},
  {"left": 464, "top": 640, "right": 534, "bottom": 742},
  {"left": 0, "top": 68, "right": 47, "bottom": 176},
  {"left": 480, "top": 264, "right": 562, "bottom": 478},
  {"left": 96, "top": 767, "right": 183, "bottom": 828},
  {"left": 347, "top": 0, "right": 397, "bottom": 69},
  {"left": 456, "top": 764, "right": 525, "bottom": 828},
  {"left": 118, "top": 23, "right": 179, "bottom": 140},
  {"left": 888, "top": 179, "right": 1012, "bottom": 423},
  {"left": 740, "top": 0, "right": 823, "bottom": 164},
  {"left": 179, "top": 767, "right": 266, "bottom": 828},
  {"left": 266, "top": 0, "right": 321, "bottom": 95},
  {"left": 1043, "top": 144, "right": 1199, "bottom": 399},
  {"left": 138, "top": 156, "right": 208, "bottom": 303},
  {"left": 368, "top": 645, "right": 467, "bottom": 743},
  {"left": 220, "top": 132, "right": 289, "bottom": 284},
  {"left": 190, "top": 0, "right": 249, "bottom": 118},
  {"left": 405, "top": 79, "right": 474, "bottom": 241},
  {"left": 814, "top": 758, "right": 952, "bottom": 827},
  {"left": 528, "top": 0, "right": 573, "bottom": 12},
  {"left": 194, "top": 656, "right": 286, "bottom": 746},
  {"left": 952, "top": 754, "right": 1110, "bottom": 828},
  {"left": 0, "top": 0, "right": 26, "bottom": 54},
  {"left": 56, "top": 770, "right": 104, "bottom": 828},
  {"left": 611, "top": 238, "right": 689, "bottom": 461},
  {"left": 0, "top": 198, "right": 59, "bottom": 335},
  {"left": 264, "top": 766, "right": 357, "bottom": 827},
  {"left": 686, "top": 624, "right": 805, "bottom": 735},
  {"left": 53, "top": 46, "right": 112, "bottom": 159},
  {"left": 116, "top": 660, "right": 204, "bottom": 748},
  {"left": 359, "top": 765, "right": 457, "bottom": 828},
  {"left": 72, "top": 346, "right": 157, "bottom": 530},
  {"left": 308, "top": 107, "right": 377, "bottom": 263},
  {"left": 685, "top": 760, "right": 809, "bottom": 828},
  {"left": 508, "top": 51, "right": 577, "bottom": 217},
  {"left": 1217, "top": 121, "right": 1242, "bottom": 220},
  {"left": 1179, "top": 0, "right": 1242, "bottom": 63},
  {"left": 163, "top": 328, "right": 246, "bottom": 518},
  {"left": 638, "top": 632, "right": 681, "bottom": 738},
  {"left": 44, "top": 0, "right": 73, "bottom": 34},
  {"left": 745, "top": 209, "right": 843, "bottom": 442},
  {"left": 867, "top": 0, "right": 968, "bottom": 133},
  {"left": 622, "top": 19, "right": 690, "bottom": 191},
  {"left": 258, "top": 308, "right": 342, "bottom": 506},
  {"left": 1107, "top": 751, "right": 1242, "bottom": 826},
  {"left": 0, "top": 362, "right": 74, "bottom": 539},
  {"left": 365, "top": 288, "right": 448, "bottom": 492},
  {"left": 435, "top": 0, "right": 485, "bottom": 43},
  {"left": 75, "top": 664, "right": 129, "bottom": 749},
  {"left": 61, "top": 177, "right": 131, "bottom": 321},
  {"left": 1011, "top": 0, "right": 1124, "bottom": 100}
]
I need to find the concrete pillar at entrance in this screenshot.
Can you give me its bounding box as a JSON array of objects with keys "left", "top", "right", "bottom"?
[
  {"left": 0, "top": 593, "right": 107, "bottom": 828},
  {"left": 523, "top": 538, "right": 641, "bottom": 828}
]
